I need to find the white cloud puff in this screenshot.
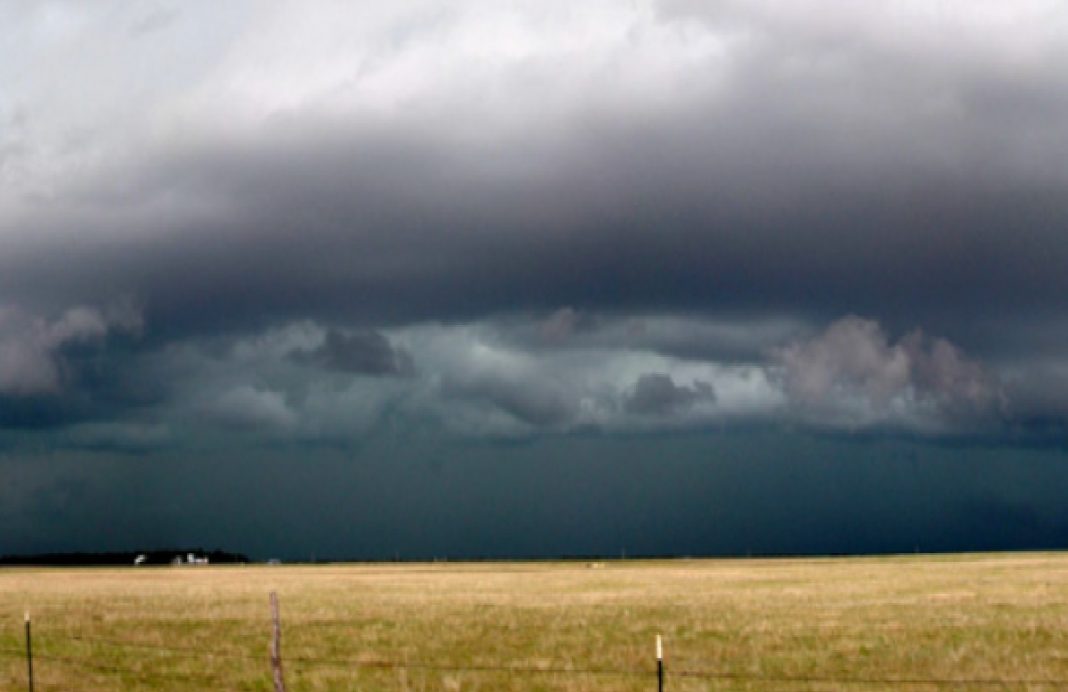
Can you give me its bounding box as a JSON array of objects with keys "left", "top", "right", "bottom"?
[{"left": 776, "top": 316, "right": 1003, "bottom": 431}]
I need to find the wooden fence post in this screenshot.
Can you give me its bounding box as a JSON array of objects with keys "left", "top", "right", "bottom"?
[
  {"left": 269, "top": 592, "right": 286, "bottom": 692},
  {"left": 24, "top": 612, "right": 34, "bottom": 692}
]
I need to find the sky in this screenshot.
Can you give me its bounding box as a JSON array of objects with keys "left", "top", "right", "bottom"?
[{"left": 3, "top": 1, "right": 1068, "bottom": 559}]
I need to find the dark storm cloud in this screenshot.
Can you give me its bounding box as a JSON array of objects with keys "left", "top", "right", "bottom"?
[
  {"left": 9, "top": 120, "right": 1068, "bottom": 343},
  {"left": 2, "top": 1, "right": 1068, "bottom": 441},
  {"left": 292, "top": 329, "right": 413, "bottom": 376},
  {"left": 3, "top": 1, "right": 1068, "bottom": 352},
  {"left": 0, "top": 302, "right": 148, "bottom": 429},
  {"left": 625, "top": 373, "right": 715, "bottom": 416}
]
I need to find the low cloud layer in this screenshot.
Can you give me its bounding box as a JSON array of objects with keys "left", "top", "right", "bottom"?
[{"left": 0, "top": 310, "right": 1033, "bottom": 447}]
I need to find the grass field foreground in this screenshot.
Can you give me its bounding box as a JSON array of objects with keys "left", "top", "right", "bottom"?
[{"left": 2, "top": 553, "right": 1068, "bottom": 690}]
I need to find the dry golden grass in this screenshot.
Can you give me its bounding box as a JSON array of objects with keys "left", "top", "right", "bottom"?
[{"left": 2, "top": 553, "right": 1068, "bottom": 690}]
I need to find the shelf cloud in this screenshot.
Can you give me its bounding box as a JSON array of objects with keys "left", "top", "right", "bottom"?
[{"left": 4, "top": 0, "right": 1068, "bottom": 556}]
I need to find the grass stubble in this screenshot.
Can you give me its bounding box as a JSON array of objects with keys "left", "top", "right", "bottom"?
[{"left": 1, "top": 553, "right": 1067, "bottom": 690}]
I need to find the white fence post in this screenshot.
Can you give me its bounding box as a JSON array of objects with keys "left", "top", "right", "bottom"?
[{"left": 656, "top": 633, "right": 664, "bottom": 692}]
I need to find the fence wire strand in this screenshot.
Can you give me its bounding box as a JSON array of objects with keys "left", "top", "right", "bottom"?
[
  {"left": 1, "top": 645, "right": 223, "bottom": 685},
  {"left": 11, "top": 636, "right": 1068, "bottom": 688}
]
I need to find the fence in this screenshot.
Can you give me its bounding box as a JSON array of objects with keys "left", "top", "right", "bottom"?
[{"left": 6, "top": 598, "right": 1068, "bottom": 690}]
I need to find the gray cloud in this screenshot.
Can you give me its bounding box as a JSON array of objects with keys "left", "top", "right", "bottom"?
[
  {"left": 0, "top": 302, "right": 142, "bottom": 399},
  {"left": 998, "top": 363, "right": 1068, "bottom": 439},
  {"left": 441, "top": 374, "right": 576, "bottom": 429},
  {"left": 128, "top": 7, "right": 181, "bottom": 38},
  {"left": 292, "top": 328, "right": 413, "bottom": 376},
  {"left": 203, "top": 385, "right": 297, "bottom": 431},
  {"left": 538, "top": 307, "right": 585, "bottom": 343},
  {"left": 505, "top": 309, "right": 807, "bottom": 363},
  {"left": 625, "top": 373, "right": 715, "bottom": 416}
]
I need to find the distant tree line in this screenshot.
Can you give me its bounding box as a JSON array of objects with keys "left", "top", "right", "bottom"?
[{"left": 0, "top": 549, "right": 249, "bottom": 566}]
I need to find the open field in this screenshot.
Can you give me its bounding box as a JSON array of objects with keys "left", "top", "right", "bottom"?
[{"left": 2, "top": 553, "right": 1068, "bottom": 690}]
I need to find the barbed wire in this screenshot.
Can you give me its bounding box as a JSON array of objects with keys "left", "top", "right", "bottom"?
[
  {"left": 49, "top": 634, "right": 651, "bottom": 678},
  {"left": 60, "top": 633, "right": 264, "bottom": 663},
  {"left": 13, "top": 637, "right": 1068, "bottom": 688},
  {"left": 0, "top": 645, "right": 223, "bottom": 685},
  {"left": 668, "top": 668, "right": 1060, "bottom": 687}
]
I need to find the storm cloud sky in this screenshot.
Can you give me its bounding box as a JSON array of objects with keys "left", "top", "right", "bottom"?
[{"left": 3, "top": 1, "right": 1068, "bottom": 558}]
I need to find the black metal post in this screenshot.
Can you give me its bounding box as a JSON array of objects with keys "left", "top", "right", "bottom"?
[{"left": 25, "top": 612, "right": 34, "bottom": 692}]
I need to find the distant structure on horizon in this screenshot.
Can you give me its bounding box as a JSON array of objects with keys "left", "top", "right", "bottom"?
[{"left": 0, "top": 549, "right": 247, "bottom": 566}]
